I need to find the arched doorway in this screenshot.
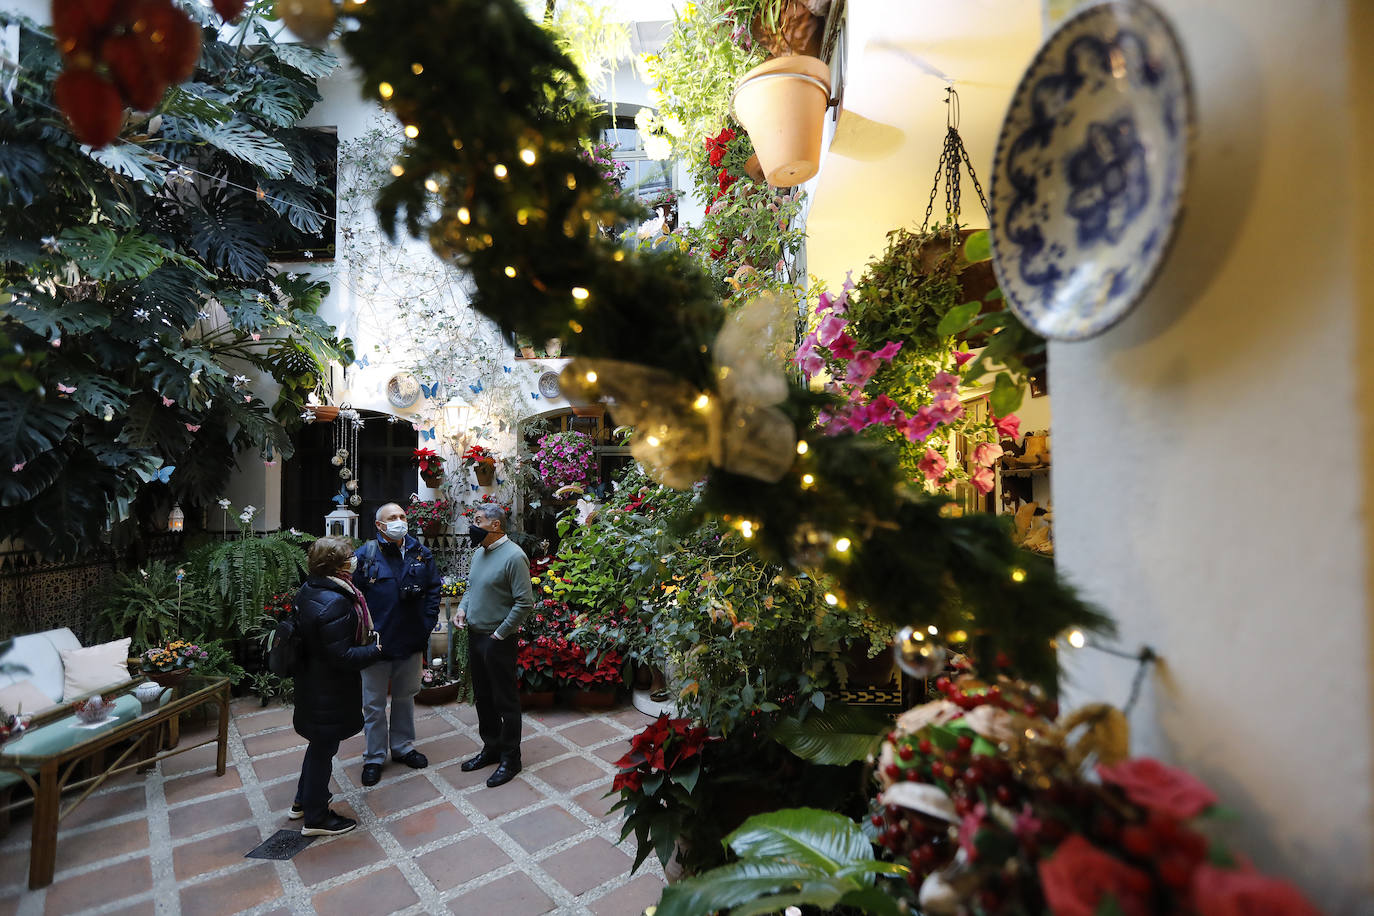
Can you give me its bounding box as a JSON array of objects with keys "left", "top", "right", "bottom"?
[{"left": 282, "top": 410, "right": 419, "bottom": 535}]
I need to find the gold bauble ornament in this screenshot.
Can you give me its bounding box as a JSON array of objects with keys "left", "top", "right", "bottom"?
[{"left": 276, "top": 0, "right": 336, "bottom": 44}]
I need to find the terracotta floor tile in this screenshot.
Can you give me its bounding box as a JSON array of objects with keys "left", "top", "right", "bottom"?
[
  {"left": 159, "top": 742, "right": 222, "bottom": 777},
  {"left": 517, "top": 736, "right": 566, "bottom": 766},
  {"left": 500, "top": 804, "right": 584, "bottom": 852},
  {"left": 557, "top": 719, "right": 623, "bottom": 746},
  {"left": 263, "top": 777, "right": 338, "bottom": 813},
  {"left": 43, "top": 857, "right": 151, "bottom": 915},
  {"left": 526, "top": 707, "right": 584, "bottom": 727},
  {"left": 446, "top": 871, "right": 554, "bottom": 916},
  {"left": 234, "top": 706, "right": 295, "bottom": 736},
  {"left": 179, "top": 862, "right": 283, "bottom": 916},
  {"left": 434, "top": 761, "right": 493, "bottom": 792},
  {"left": 242, "top": 728, "right": 306, "bottom": 757},
  {"left": 312, "top": 865, "right": 417, "bottom": 914},
  {"left": 64, "top": 785, "right": 145, "bottom": 829},
  {"left": 594, "top": 742, "right": 630, "bottom": 765},
  {"left": 610, "top": 707, "right": 654, "bottom": 727},
  {"left": 364, "top": 773, "right": 440, "bottom": 817},
  {"left": 54, "top": 818, "right": 149, "bottom": 872},
  {"left": 292, "top": 827, "right": 387, "bottom": 887},
  {"left": 411, "top": 733, "right": 478, "bottom": 767},
  {"left": 533, "top": 756, "right": 607, "bottom": 793},
  {"left": 169, "top": 793, "right": 253, "bottom": 840},
  {"left": 466, "top": 778, "right": 542, "bottom": 818},
  {"left": 572, "top": 785, "right": 618, "bottom": 820},
  {"left": 229, "top": 697, "right": 263, "bottom": 716},
  {"left": 251, "top": 750, "right": 303, "bottom": 783},
  {"left": 415, "top": 834, "right": 510, "bottom": 892},
  {"left": 540, "top": 836, "right": 632, "bottom": 896},
  {"left": 171, "top": 825, "right": 262, "bottom": 880},
  {"left": 451, "top": 705, "right": 480, "bottom": 726},
  {"left": 385, "top": 801, "right": 470, "bottom": 851},
  {"left": 413, "top": 714, "right": 455, "bottom": 740},
  {"left": 587, "top": 873, "right": 665, "bottom": 916},
  {"left": 164, "top": 766, "right": 241, "bottom": 806}
]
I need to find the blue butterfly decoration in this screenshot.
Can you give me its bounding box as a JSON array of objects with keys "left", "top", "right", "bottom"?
[
  {"left": 502, "top": 366, "right": 512, "bottom": 373},
  {"left": 531, "top": 392, "right": 540, "bottom": 400},
  {"left": 353, "top": 355, "right": 370, "bottom": 369},
  {"left": 332, "top": 484, "right": 348, "bottom": 506},
  {"left": 420, "top": 381, "right": 440, "bottom": 398},
  {"left": 470, "top": 484, "right": 479, "bottom": 491},
  {"left": 152, "top": 465, "right": 175, "bottom": 484},
  {"left": 419, "top": 428, "right": 437, "bottom": 441},
  {"left": 468, "top": 381, "right": 484, "bottom": 396}
]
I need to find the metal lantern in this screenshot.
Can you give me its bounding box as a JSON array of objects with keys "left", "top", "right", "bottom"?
[
  {"left": 168, "top": 504, "right": 185, "bottom": 532},
  {"left": 324, "top": 506, "right": 358, "bottom": 539}
]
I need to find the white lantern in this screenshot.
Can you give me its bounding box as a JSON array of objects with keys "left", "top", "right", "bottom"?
[
  {"left": 168, "top": 504, "right": 184, "bottom": 532},
  {"left": 324, "top": 506, "right": 358, "bottom": 539}
]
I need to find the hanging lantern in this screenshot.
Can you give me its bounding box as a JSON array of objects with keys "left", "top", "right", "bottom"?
[
  {"left": 324, "top": 506, "right": 358, "bottom": 539},
  {"left": 168, "top": 504, "right": 185, "bottom": 532}
]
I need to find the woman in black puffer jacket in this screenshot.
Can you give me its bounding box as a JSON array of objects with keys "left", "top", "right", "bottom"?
[{"left": 290, "top": 536, "right": 382, "bottom": 836}]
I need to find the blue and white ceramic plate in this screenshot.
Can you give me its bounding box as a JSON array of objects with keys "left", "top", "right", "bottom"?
[{"left": 989, "top": 1, "right": 1193, "bottom": 340}]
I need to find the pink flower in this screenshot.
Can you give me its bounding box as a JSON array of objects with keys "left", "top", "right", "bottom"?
[
  {"left": 927, "top": 394, "right": 965, "bottom": 424},
  {"left": 958, "top": 802, "right": 986, "bottom": 859},
  {"left": 917, "top": 448, "right": 947, "bottom": 482},
  {"left": 900, "top": 407, "right": 940, "bottom": 444},
  {"left": 1098, "top": 757, "right": 1218, "bottom": 820},
  {"left": 929, "top": 371, "right": 960, "bottom": 395},
  {"left": 829, "top": 333, "right": 857, "bottom": 361},
  {"left": 971, "top": 466, "right": 994, "bottom": 493},
  {"left": 816, "top": 312, "right": 847, "bottom": 347},
  {"left": 1190, "top": 864, "right": 1321, "bottom": 916},
  {"left": 1039, "top": 835, "right": 1153, "bottom": 916},
  {"left": 972, "top": 442, "right": 1003, "bottom": 466},
  {"left": 845, "top": 351, "right": 882, "bottom": 388},
  {"left": 991, "top": 412, "right": 1021, "bottom": 439},
  {"left": 952, "top": 350, "right": 975, "bottom": 368},
  {"left": 874, "top": 340, "right": 902, "bottom": 360},
  {"left": 795, "top": 335, "right": 824, "bottom": 377}
]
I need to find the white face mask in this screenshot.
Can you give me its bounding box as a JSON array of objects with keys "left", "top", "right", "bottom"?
[
  {"left": 346, "top": 556, "right": 358, "bottom": 573},
  {"left": 383, "top": 519, "right": 408, "bottom": 539}
]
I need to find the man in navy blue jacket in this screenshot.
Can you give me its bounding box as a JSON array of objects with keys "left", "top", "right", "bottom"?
[{"left": 354, "top": 502, "right": 441, "bottom": 786}]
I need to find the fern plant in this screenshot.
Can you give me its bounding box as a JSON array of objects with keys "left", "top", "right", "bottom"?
[
  {"left": 90, "top": 561, "right": 220, "bottom": 648},
  {"left": 190, "top": 513, "right": 311, "bottom": 634}
]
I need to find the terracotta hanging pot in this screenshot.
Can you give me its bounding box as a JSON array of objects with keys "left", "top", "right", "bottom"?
[
  {"left": 309, "top": 405, "right": 339, "bottom": 423},
  {"left": 420, "top": 469, "right": 445, "bottom": 488},
  {"left": 743, "top": 153, "right": 766, "bottom": 183},
  {"left": 732, "top": 56, "right": 831, "bottom": 187},
  {"left": 749, "top": 0, "right": 827, "bottom": 59},
  {"left": 473, "top": 458, "right": 496, "bottom": 487}
]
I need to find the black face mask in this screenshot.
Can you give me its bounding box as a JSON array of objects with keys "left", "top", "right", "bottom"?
[{"left": 467, "top": 524, "right": 488, "bottom": 548}]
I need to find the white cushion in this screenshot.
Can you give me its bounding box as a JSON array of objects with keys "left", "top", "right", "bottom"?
[
  {"left": 0, "top": 628, "right": 82, "bottom": 701},
  {"left": 0, "top": 678, "right": 56, "bottom": 717},
  {"left": 60, "top": 638, "right": 132, "bottom": 700}
]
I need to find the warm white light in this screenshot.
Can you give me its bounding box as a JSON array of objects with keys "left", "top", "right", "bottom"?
[
  {"left": 403, "top": 124, "right": 419, "bottom": 139},
  {"left": 424, "top": 178, "right": 439, "bottom": 192},
  {"left": 1067, "top": 629, "right": 1086, "bottom": 649},
  {"left": 824, "top": 593, "right": 839, "bottom": 606},
  {"left": 571, "top": 287, "right": 589, "bottom": 300},
  {"left": 834, "top": 537, "right": 850, "bottom": 553},
  {"left": 693, "top": 394, "right": 710, "bottom": 411},
  {"left": 739, "top": 521, "right": 754, "bottom": 538},
  {"left": 494, "top": 163, "right": 508, "bottom": 178},
  {"left": 378, "top": 81, "right": 394, "bottom": 99},
  {"left": 1010, "top": 567, "right": 1027, "bottom": 583},
  {"left": 646, "top": 435, "right": 661, "bottom": 447},
  {"left": 457, "top": 207, "right": 471, "bottom": 224},
  {"left": 390, "top": 164, "right": 405, "bottom": 177},
  {"left": 410, "top": 62, "right": 423, "bottom": 75},
  {"left": 796, "top": 440, "right": 808, "bottom": 455},
  {"left": 167, "top": 504, "right": 184, "bottom": 532},
  {"left": 520, "top": 148, "right": 537, "bottom": 165},
  {"left": 504, "top": 265, "right": 517, "bottom": 278},
  {"left": 584, "top": 371, "right": 598, "bottom": 384},
  {"left": 950, "top": 630, "right": 968, "bottom": 643},
  {"left": 927, "top": 625, "right": 938, "bottom": 635},
  {"left": 801, "top": 474, "right": 814, "bottom": 487}
]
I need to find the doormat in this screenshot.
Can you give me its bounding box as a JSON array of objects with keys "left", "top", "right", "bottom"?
[{"left": 245, "top": 829, "right": 318, "bottom": 861}]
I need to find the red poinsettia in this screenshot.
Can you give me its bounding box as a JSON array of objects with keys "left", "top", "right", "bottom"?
[{"left": 412, "top": 447, "right": 443, "bottom": 475}]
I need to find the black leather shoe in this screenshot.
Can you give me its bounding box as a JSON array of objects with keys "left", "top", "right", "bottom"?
[
  {"left": 486, "top": 760, "right": 521, "bottom": 788},
  {"left": 393, "top": 749, "right": 428, "bottom": 769},
  {"left": 360, "top": 763, "right": 383, "bottom": 786},
  {"left": 302, "top": 811, "right": 357, "bottom": 837},
  {"left": 460, "top": 751, "right": 499, "bottom": 772}
]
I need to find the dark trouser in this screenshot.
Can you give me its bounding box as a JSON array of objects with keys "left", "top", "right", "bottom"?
[
  {"left": 467, "top": 630, "right": 521, "bottom": 762},
  {"left": 295, "top": 737, "right": 340, "bottom": 823}
]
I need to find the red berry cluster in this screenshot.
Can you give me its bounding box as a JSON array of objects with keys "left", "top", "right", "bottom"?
[
  {"left": 933, "top": 675, "right": 1058, "bottom": 720},
  {"left": 50, "top": 0, "right": 244, "bottom": 148}
]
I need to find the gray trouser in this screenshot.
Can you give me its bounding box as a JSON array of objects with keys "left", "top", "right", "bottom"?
[{"left": 361, "top": 653, "right": 422, "bottom": 765}]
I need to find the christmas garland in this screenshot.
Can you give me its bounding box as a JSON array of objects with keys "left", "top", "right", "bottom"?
[{"left": 336, "top": 0, "right": 1110, "bottom": 688}]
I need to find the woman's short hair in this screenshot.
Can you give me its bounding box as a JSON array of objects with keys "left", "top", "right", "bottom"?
[{"left": 308, "top": 536, "right": 355, "bottom": 576}]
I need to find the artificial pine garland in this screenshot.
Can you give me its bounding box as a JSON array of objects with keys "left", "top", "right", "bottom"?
[{"left": 337, "top": 0, "right": 1110, "bottom": 689}]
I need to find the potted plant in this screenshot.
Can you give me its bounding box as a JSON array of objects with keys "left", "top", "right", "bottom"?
[
  {"left": 515, "top": 639, "right": 559, "bottom": 707},
  {"left": 408, "top": 494, "right": 452, "bottom": 538},
  {"left": 531, "top": 430, "right": 598, "bottom": 493},
  {"left": 139, "top": 639, "right": 210, "bottom": 688},
  {"left": 413, "top": 446, "right": 446, "bottom": 487},
  {"left": 462, "top": 444, "right": 497, "bottom": 487},
  {"left": 608, "top": 714, "right": 715, "bottom": 872},
  {"left": 415, "top": 657, "right": 460, "bottom": 705}
]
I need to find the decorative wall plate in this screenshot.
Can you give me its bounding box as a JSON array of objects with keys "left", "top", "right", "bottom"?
[
  {"left": 386, "top": 372, "right": 420, "bottom": 408},
  {"left": 538, "top": 371, "right": 562, "bottom": 400},
  {"left": 988, "top": 0, "right": 1193, "bottom": 340}
]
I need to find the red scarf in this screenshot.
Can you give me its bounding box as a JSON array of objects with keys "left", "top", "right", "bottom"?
[{"left": 329, "top": 571, "right": 374, "bottom": 645}]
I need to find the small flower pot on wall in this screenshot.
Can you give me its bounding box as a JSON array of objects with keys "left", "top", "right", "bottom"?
[
  {"left": 473, "top": 459, "right": 496, "bottom": 487},
  {"left": 420, "top": 470, "right": 445, "bottom": 488},
  {"left": 733, "top": 56, "right": 831, "bottom": 187},
  {"left": 309, "top": 405, "right": 339, "bottom": 423}
]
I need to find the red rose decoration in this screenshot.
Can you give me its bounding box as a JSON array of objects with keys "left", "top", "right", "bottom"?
[
  {"left": 1098, "top": 757, "right": 1218, "bottom": 820},
  {"left": 1039, "top": 835, "right": 1153, "bottom": 916},
  {"left": 1191, "top": 865, "right": 1320, "bottom": 916}
]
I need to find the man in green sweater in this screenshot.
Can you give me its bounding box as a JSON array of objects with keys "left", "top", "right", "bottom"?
[{"left": 455, "top": 504, "right": 535, "bottom": 787}]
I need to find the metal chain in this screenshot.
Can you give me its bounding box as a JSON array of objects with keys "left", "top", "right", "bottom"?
[{"left": 920, "top": 88, "right": 990, "bottom": 233}]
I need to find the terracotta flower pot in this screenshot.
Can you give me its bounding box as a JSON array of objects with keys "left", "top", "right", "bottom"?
[
  {"left": 749, "top": 0, "right": 826, "bottom": 59},
  {"left": 420, "top": 470, "right": 445, "bottom": 488},
  {"left": 744, "top": 153, "right": 766, "bottom": 183},
  {"left": 420, "top": 520, "right": 445, "bottom": 539},
  {"left": 518, "top": 690, "right": 555, "bottom": 709},
  {"left": 309, "top": 405, "right": 339, "bottom": 423},
  {"left": 473, "top": 459, "right": 496, "bottom": 487},
  {"left": 146, "top": 668, "right": 190, "bottom": 689},
  {"left": 561, "top": 687, "right": 617, "bottom": 710},
  {"left": 733, "top": 56, "right": 831, "bottom": 187}
]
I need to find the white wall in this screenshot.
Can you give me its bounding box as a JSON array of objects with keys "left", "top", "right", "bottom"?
[{"left": 1052, "top": 2, "right": 1374, "bottom": 910}]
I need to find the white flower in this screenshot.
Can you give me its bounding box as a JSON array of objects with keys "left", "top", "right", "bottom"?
[
  {"left": 643, "top": 134, "right": 672, "bottom": 161},
  {"left": 217, "top": 498, "right": 231, "bottom": 509},
  {"left": 661, "top": 114, "right": 685, "bottom": 138},
  {"left": 232, "top": 375, "right": 250, "bottom": 388},
  {"left": 133, "top": 308, "right": 150, "bottom": 320},
  {"left": 635, "top": 215, "right": 665, "bottom": 240},
  {"left": 633, "top": 107, "right": 654, "bottom": 132},
  {"left": 102, "top": 405, "right": 114, "bottom": 421}
]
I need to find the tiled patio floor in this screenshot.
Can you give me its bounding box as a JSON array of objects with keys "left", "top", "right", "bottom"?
[{"left": 0, "top": 697, "right": 667, "bottom": 915}]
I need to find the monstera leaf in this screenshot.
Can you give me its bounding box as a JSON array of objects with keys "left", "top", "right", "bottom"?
[
  {"left": 194, "top": 120, "right": 293, "bottom": 178},
  {"left": 58, "top": 227, "right": 172, "bottom": 282},
  {"left": 770, "top": 702, "right": 890, "bottom": 766},
  {"left": 0, "top": 389, "right": 79, "bottom": 466}
]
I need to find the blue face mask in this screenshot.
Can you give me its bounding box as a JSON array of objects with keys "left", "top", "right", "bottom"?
[{"left": 467, "top": 524, "right": 488, "bottom": 548}]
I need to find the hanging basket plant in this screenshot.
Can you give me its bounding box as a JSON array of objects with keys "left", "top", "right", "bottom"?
[
  {"left": 309, "top": 405, "right": 340, "bottom": 423},
  {"left": 414, "top": 447, "right": 446, "bottom": 486},
  {"left": 531, "top": 431, "right": 598, "bottom": 492},
  {"left": 462, "top": 445, "right": 497, "bottom": 486},
  {"left": 746, "top": 0, "right": 829, "bottom": 59}
]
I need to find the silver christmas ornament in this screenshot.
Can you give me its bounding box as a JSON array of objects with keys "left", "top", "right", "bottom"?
[{"left": 894, "top": 627, "right": 948, "bottom": 678}]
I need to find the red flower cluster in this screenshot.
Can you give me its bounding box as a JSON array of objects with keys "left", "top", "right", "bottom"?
[
  {"left": 412, "top": 447, "right": 443, "bottom": 475},
  {"left": 51, "top": 0, "right": 244, "bottom": 148},
  {"left": 705, "top": 127, "right": 736, "bottom": 166},
  {"left": 517, "top": 599, "right": 623, "bottom": 690},
  {"left": 611, "top": 715, "right": 711, "bottom": 794},
  {"left": 262, "top": 593, "right": 293, "bottom": 620},
  {"left": 461, "top": 445, "right": 493, "bottom": 464}
]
